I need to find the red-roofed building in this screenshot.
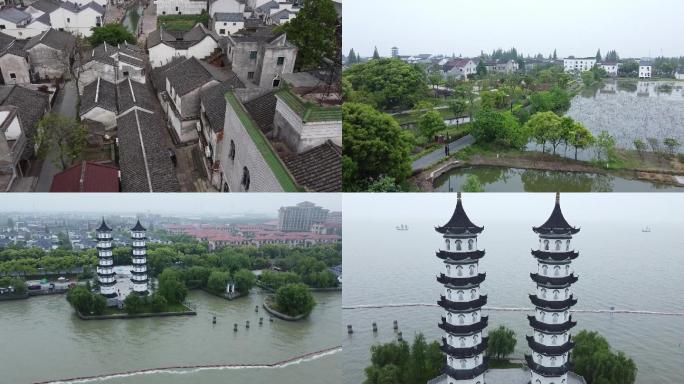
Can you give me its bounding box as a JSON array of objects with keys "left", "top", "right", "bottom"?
[{"left": 50, "top": 162, "right": 119, "bottom": 192}]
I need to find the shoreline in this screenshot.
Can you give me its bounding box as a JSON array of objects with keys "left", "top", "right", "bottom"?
[
  {"left": 263, "top": 296, "right": 308, "bottom": 321},
  {"left": 76, "top": 304, "right": 197, "bottom": 320}
]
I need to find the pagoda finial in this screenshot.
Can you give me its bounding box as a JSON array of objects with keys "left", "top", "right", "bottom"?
[
  {"left": 556, "top": 192, "right": 560, "bottom": 204},
  {"left": 457, "top": 192, "right": 462, "bottom": 200}
]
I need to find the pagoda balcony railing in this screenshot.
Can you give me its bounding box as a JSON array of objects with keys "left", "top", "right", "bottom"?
[
  {"left": 99, "top": 251, "right": 113, "bottom": 257},
  {"left": 97, "top": 234, "right": 112, "bottom": 240},
  {"left": 436, "top": 250, "right": 485, "bottom": 262},
  {"left": 443, "top": 358, "right": 488, "bottom": 380},
  {"left": 132, "top": 248, "right": 147, "bottom": 255},
  {"left": 132, "top": 241, "right": 146, "bottom": 247},
  {"left": 132, "top": 233, "right": 146, "bottom": 239},
  {"left": 530, "top": 294, "right": 577, "bottom": 310},
  {"left": 132, "top": 267, "right": 147, "bottom": 273},
  {"left": 438, "top": 295, "right": 487, "bottom": 311},
  {"left": 99, "top": 279, "right": 116, "bottom": 287},
  {"left": 526, "top": 336, "right": 575, "bottom": 355},
  {"left": 528, "top": 315, "right": 577, "bottom": 333},
  {"left": 525, "top": 355, "right": 572, "bottom": 377},
  {"left": 531, "top": 273, "right": 578, "bottom": 286},
  {"left": 531, "top": 249, "right": 579, "bottom": 261},
  {"left": 439, "top": 316, "right": 488, "bottom": 334},
  {"left": 437, "top": 273, "right": 486, "bottom": 287},
  {"left": 441, "top": 336, "right": 488, "bottom": 357}
]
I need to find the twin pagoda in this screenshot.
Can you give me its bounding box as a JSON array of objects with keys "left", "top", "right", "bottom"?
[
  {"left": 96, "top": 219, "right": 149, "bottom": 300},
  {"left": 435, "top": 193, "right": 579, "bottom": 384}
]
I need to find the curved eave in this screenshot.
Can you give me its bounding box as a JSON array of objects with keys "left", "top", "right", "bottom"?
[
  {"left": 439, "top": 295, "right": 487, "bottom": 311},
  {"left": 99, "top": 280, "right": 117, "bottom": 287},
  {"left": 526, "top": 336, "right": 575, "bottom": 355},
  {"left": 440, "top": 337, "right": 488, "bottom": 357},
  {"left": 437, "top": 273, "right": 486, "bottom": 286},
  {"left": 100, "top": 292, "right": 118, "bottom": 298},
  {"left": 529, "top": 295, "right": 577, "bottom": 310},
  {"left": 435, "top": 226, "right": 484, "bottom": 235},
  {"left": 532, "top": 227, "right": 580, "bottom": 236},
  {"left": 531, "top": 249, "right": 579, "bottom": 261},
  {"left": 443, "top": 358, "right": 488, "bottom": 380},
  {"left": 439, "top": 316, "right": 488, "bottom": 334},
  {"left": 528, "top": 315, "right": 577, "bottom": 333},
  {"left": 530, "top": 273, "right": 578, "bottom": 286},
  {"left": 525, "top": 355, "right": 571, "bottom": 377},
  {"left": 436, "top": 250, "right": 485, "bottom": 262}
]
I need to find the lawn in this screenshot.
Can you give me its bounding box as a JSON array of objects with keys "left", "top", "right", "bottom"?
[{"left": 157, "top": 14, "right": 207, "bottom": 31}]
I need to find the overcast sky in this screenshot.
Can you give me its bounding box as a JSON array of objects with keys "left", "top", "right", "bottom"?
[
  {"left": 343, "top": 0, "right": 684, "bottom": 59},
  {"left": 0, "top": 194, "right": 341, "bottom": 215},
  {"left": 343, "top": 193, "right": 684, "bottom": 225}
]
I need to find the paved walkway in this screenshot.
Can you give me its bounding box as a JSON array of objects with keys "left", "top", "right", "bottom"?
[
  {"left": 139, "top": 3, "right": 157, "bottom": 46},
  {"left": 412, "top": 134, "right": 475, "bottom": 172}
]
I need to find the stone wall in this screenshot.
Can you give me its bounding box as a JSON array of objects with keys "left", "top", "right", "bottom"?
[{"left": 0, "top": 55, "right": 31, "bottom": 85}]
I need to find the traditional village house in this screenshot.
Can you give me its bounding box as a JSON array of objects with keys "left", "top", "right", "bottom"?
[
  {"left": 78, "top": 41, "right": 146, "bottom": 94},
  {"left": 79, "top": 77, "right": 117, "bottom": 130},
  {"left": 212, "top": 12, "right": 244, "bottom": 36},
  {"left": 599, "top": 61, "right": 619, "bottom": 76},
  {"left": 27, "top": 0, "right": 105, "bottom": 38},
  {"left": 155, "top": 0, "right": 207, "bottom": 16},
  {"left": 0, "top": 33, "right": 30, "bottom": 85},
  {"left": 443, "top": 58, "right": 477, "bottom": 79},
  {"left": 0, "top": 85, "right": 51, "bottom": 165},
  {"left": 639, "top": 59, "right": 652, "bottom": 78},
  {"left": 49, "top": 161, "right": 120, "bottom": 192},
  {"left": 24, "top": 29, "right": 76, "bottom": 81},
  {"left": 147, "top": 23, "right": 221, "bottom": 68},
  {"left": 0, "top": 106, "right": 26, "bottom": 191}
]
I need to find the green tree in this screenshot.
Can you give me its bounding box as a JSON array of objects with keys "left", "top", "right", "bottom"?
[
  {"left": 343, "top": 58, "right": 428, "bottom": 110},
  {"left": 366, "top": 176, "right": 401, "bottom": 192},
  {"left": 476, "top": 60, "right": 487, "bottom": 77},
  {"left": 157, "top": 268, "right": 188, "bottom": 305},
  {"left": 663, "top": 138, "right": 681, "bottom": 157},
  {"left": 89, "top": 23, "right": 136, "bottom": 46},
  {"left": 364, "top": 333, "right": 442, "bottom": 384},
  {"left": 91, "top": 294, "right": 106, "bottom": 315},
  {"left": 233, "top": 269, "right": 256, "bottom": 293},
  {"left": 471, "top": 109, "right": 528, "bottom": 150},
  {"left": 67, "top": 285, "right": 98, "bottom": 314},
  {"left": 448, "top": 99, "right": 467, "bottom": 123},
  {"left": 342, "top": 103, "right": 413, "bottom": 191},
  {"left": 35, "top": 114, "right": 88, "bottom": 171},
  {"left": 124, "top": 293, "right": 144, "bottom": 314},
  {"left": 347, "top": 48, "right": 357, "bottom": 65},
  {"left": 462, "top": 174, "right": 485, "bottom": 192},
  {"left": 150, "top": 293, "right": 168, "bottom": 312},
  {"left": 418, "top": 110, "right": 446, "bottom": 139},
  {"left": 553, "top": 49, "right": 557, "bottom": 60},
  {"left": 274, "top": 283, "right": 316, "bottom": 317},
  {"left": 595, "top": 131, "right": 616, "bottom": 162},
  {"left": 487, "top": 325, "right": 517, "bottom": 360},
  {"left": 480, "top": 90, "right": 509, "bottom": 109},
  {"left": 595, "top": 49, "right": 602, "bottom": 62},
  {"left": 633, "top": 139, "right": 647, "bottom": 159},
  {"left": 572, "top": 330, "right": 637, "bottom": 384},
  {"left": 525, "top": 112, "right": 564, "bottom": 154},
  {"left": 276, "top": 0, "right": 338, "bottom": 71},
  {"left": 207, "top": 270, "right": 230, "bottom": 294},
  {"left": 567, "top": 122, "right": 595, "bottom": 160}
]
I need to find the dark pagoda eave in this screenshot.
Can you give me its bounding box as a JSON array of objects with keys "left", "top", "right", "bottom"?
[
  {"left": 436, "top": 193, "right": 484, "bottom": 235},
  {"left": 439, "top": 295, "right": 487, "bottom": 311},
  {"left": 437, "top": 250, "right": 485, "bottom": 262},
  {"left": 530, "top": 273, "right": 578, "bottom": 286},
  {"left": 437, "top": 273, "right": 486, "bottom": 287},
  {"left": 531, "top": 249, "right": 579, "bottom": 261},
  {"left": 439, "top": 316, "right": 488, "bottom": 334},
  {"left": 525, "top": 355, "right": 572, "bottom": 377},
  {"left": 526, "top": 336, "right": 575, "bottom": 355},
  {"left": 96, "top": 218, "right": 111, "bottom": 232},
  {"left": 533, "top": 193, "right": 580, "bottom": 235},
  {"left": 528, "top": 315, "right": 577, "bottom": 333},
  {"left": 443, "top": 359, "right": 488, "bottom": 380},
  {"left": 131, "top": 220, "right": 146, "bottom": 231},
  {"left": 529, "top": 294, "right": 577, "bottom": 310},
  {"left": 441, "top": 337, "right": 488, "bottom": 357}
]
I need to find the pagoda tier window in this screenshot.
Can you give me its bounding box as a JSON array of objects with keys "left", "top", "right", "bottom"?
[
  {"left": 565, "top": 288, "right": 569, "bottom": 298},
  {"left": 448, "top": 334, "right": 453, "bottom": 343},
  {"left": 551, "top": 356, "right": 557, "bottom": 366},
  {"left": 458, "top": 314, "right": 465, "bottom": 324},
  {"left": 446, "top": 265, "right": 451, "bottom": 275},
  {"left": 541, "top": 288, "right": 547, "bottom": 298},
  {"left": 552, "top": 335, "right": 557, "bottom": 344},
  {"left": 540, "top": 334, "right": 544, "bottom": 342},
  {"left": 544, "top": 240, "right": 550, "bottom": 250},
  {"left": 566, "top": 240, "right": 570, "bottom": 250},
  {"left": 448, "top": 313, "right": 452, "bottom": 322},
  {"left": 554, "top": 266, "right": 560, "bottom": 276},
  {"left": 459, "top": 337, "right": 465, "bottom": 347},
  {"left": 552, "top": 313, "right": 559, "bottom": 323},
  {"left": 540, "top": 311, "right": 546, "bottom": 321},
  {"left": 447, "top": 289, "right": 452, "bottom": 299},
  {"left": 473, "top": 334, "right": 478, "bottom": 343},
  {"left": 536, "top": 380, "right": 542, "bottom": 384},
  {"left": 542, "top": 265, "right": 548, "bottom": 275},
  {"left": 460, "top": 359, "right": 466, "bottom": 368},
  {"left": 553, "top": 290, "right": 560, "bottom": 299},
  {"left": 449, "top": 357, "right": 453, "bottom": 365},
  {"left": 565, "top": 265, "right": 570, "bottom": 274},
  {"left": 456, "top": 266, "right": 463, "bottom": 276},
  {"left": 537, "top": 354, "right": 542, "bottom": 363},
  {"left": 555, "top": 240, "right": 562, "bottom": 251},
  {"left": 456, "top": 240, "right": 462, "bottom": 251},
  {"left": 470, "top": 289, "right": 476, "bottom": 299},
  {"left": 457, "top": 290, "right": 464, "bottom": 300},
  {"left": 468, "top": 239, "right": 474, "bottom": 250},
  {"left": 445, "top": 239, "right": 450, "bottom": 250},
  {"left": 469, "top": 265, "right": 475, "bottom": 276},
  {"left": 472, "top": 312, "right": 477, "bottom": 322},
  {"left": 564, "top": 311, "right": 568, "bottom": 320}
]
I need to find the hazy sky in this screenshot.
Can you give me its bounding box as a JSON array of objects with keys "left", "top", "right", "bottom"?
[
  {"left": 343, "top": 193, "right": 684, "bottom": 225},
  {"left": 343, "top": 0, "right": 684, "bottom": 59},
  {"left": 0, "top": 194, "right": 341, "bottom": 215}
]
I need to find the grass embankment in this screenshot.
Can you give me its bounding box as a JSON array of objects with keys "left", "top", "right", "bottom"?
[
  {"left": 410, "top": 124, "right": 471, "bottom": 161},
  {"left": 102, "top": 302, "right": 191, "bottom": 316},
  {"left": 157, "top": 14, "right": 206, "bottom": 31}
]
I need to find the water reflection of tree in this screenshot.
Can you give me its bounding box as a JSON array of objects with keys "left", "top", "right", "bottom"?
[
  {"left": 519, "top": 170, "right": 614, "bottom": 192},
  {"left": 617, "top": 81, "right": 637, "bottom": 93},
  {"left": 473, "top": 167, "right": 511, "bottom": 185}
]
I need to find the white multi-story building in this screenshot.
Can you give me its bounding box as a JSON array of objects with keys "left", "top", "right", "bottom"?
[
  {"left": 676, "top": 68, "right": 684, "bottom": 80},
  {"left": 526, "top": 193, "right": 580, "bottom": 384},
  {"left": 130, "top": 220, "right": 149, "bottom": 296},
  {"left": 26, "top": 0, "right": 105, "bottom": 38},
  {"left": 443, "top": 58, "right": 477, "bottom": 79},
  {"left": 599, "top": 61, "right": 619, "bottom": 76},
  {"left": 96, "top": 219, "right": 117, "bottom": 299},
  {"left": 435, "top": 193, "right": 488, "bottom": 384},
  {"left": 639, "top": 59, "right": 652, "bottom": 78},
  {"left": 155, "top": 0, "right": 207, "bottom": 16},
  {"left": 563, "top": 57, "right": 596, "bottom": 72}
]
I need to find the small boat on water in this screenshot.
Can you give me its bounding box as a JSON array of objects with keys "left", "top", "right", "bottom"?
[
  {"left": 642, "top": 226, "right": 651, "bottom": 233},
  {"left": 396, "top": 224, "right": 409, "bottom": 231}
]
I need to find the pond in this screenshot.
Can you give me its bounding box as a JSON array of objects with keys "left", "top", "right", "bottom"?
[
  {"left": 433, "top": 166, "right": 684, "bottom": 192},
  {"left": 565, "top": 80, "right": 684, "bottom": 155}
]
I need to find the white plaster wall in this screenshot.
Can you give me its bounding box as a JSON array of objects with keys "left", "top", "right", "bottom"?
[
  {"left": 149, "top": 43, "right": 180, "bottom": 68},
  {"left": 536, "top": 286, "right": 571, "bottom": 301},
  {"left": 446, "top": 309, "right": 481, "bottom": 326},
  {"left": 213, "top": 20, "right": 243, "bottom": 35},
  {"left": 445, "top": 286, "right": 480, "bottom": 302},
  {"left": 446, "top": 354, "right": 484, "bottom": 370},
  {"left": 535, "top": 308, "right": 570, "bottom": 324},
  {"left": 445, "top": 263, "right": 479, "bottom": 278},
  {"left": 0, "top": 54, "right": 31, "bottom": 84},
  {"left": 530, "top": 372, "right": 568, "bottom": 384},
  {"left": 537, "top": 263, "right": 571, "bottom": 277},
  {"left": 155, "top": 0, "right": 206, "bottom": 15},
  {"left": 187, "top": 36, "right": 219, "bottom": 60}
]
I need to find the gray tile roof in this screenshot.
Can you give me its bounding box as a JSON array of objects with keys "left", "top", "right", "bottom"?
[
  {"left": 29, "top": 0, "right": 61, "bottom": 14},
  {"left": 282, "top": 140, "right": 341, "bottom": 192},
  {"left": 117, "top": 78, "right": 157, "bottom": 113},
  {"left": 244, "top": 91, "right": 276, "bottom": 132},
  {"left": 165, "top": 57, "right": 217, "bottom": 96},
  {"left": 33, "top": 12, "right": 51, "bottom": 25},
  {"left": 149, "top": 56, "right": 185, "bottom": 91},
  {"left": 81, "top": 78, "right": 117, "bottom": 115},
  {"left": 639, "top": 59, "right": 653, "bottom": 66},
  {"left": 214, "top": 12, "right": 244, "bottom": 22},
  {"left": 25, "top": 29, "right": 76, "bottom": 51},
  {"left": 256, "top": 0, "right": 278, "bottom": 13},
  {"left": 0, "top": 8, "right": 31, "bottom": 24},
  {"left": 199, "top": 76, "right": 245, "bottom": 132},
  {"left": 0, "top": 85, "right": 50, "bottom": 160},
  {"left": 0, "top": 33, "right": 27, "bottom": 58},
  {"left": 116, "top": 109, "right": 181, "bottom": 192},
  {"left": 148, "top": 24, "right": 217, "bottom": 49}
]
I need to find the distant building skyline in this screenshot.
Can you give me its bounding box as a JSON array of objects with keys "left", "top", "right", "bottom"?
[{"left": 343, "top": 0, "right": 684, "bottom": 59}]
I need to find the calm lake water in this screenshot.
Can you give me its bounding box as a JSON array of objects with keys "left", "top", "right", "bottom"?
[
  {"left": 433, "top": 166, "right": 683, "bottom": 192},
  {"left": 566, "top": 80, "right": 684, "bottom": 154},
  {"left": 342, "top": 194, "right": 684, "bottom": 384},
  {"left": 0, "top": 290, "right": 341, "bottom": 384}
]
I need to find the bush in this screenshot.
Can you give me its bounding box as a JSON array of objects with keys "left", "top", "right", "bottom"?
[
  {"left": 573, "top": 330, "right": 637, "bottom": 384},
  {"left": 157, "top": 268, "right": 188, "bottom": 305},
  {"left": 66, "top": 285, "right": 105, "bottom": 315},
  {"left": 89, "top": 23, "right": 136, "bottom": 46},
  {"left": 207, "top": 270, "right": 230, "bottom": 294},
  {"left": 0, "top": 277, "right": 27, "bottom": 295},
  {"left": 486, "top": 325, "right": 517, "bottom": 360},
  {"left": 123, "top": 294, "right": 144, "bottom": 314},
  {"left": 233, "top": 269, "right": 256, "bottom": 293},
  {"left": 274, "top": 283, "right": 316, "bottom": 317},
  {"left": 364, "top": 333, "right": 443, "bottom": 384},
  {"left": 150, "top": 293, "right": 167, "bottom": 313}
]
